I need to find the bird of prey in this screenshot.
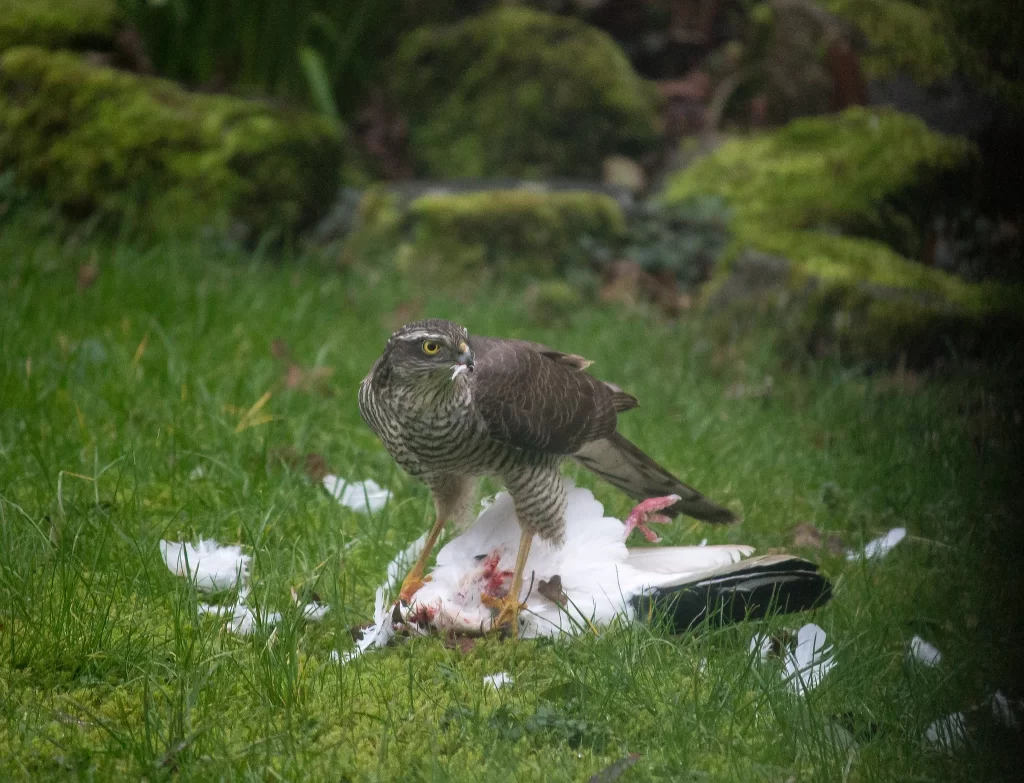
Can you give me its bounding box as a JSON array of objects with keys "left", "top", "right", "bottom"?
[{"left": 358, "top": 318, "right": 737, "bottom": 634}]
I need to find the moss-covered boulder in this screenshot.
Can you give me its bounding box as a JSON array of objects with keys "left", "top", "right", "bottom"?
[
  {"left": 389, "top": 6, "right": 662, "bottom": 179},
  {"left": 665, "top": 107, "right": 1023, "bottom": 362},
  {"left": 0, "top": 46, "right": 343, "bottom": 237},
  {"left": 0, "top": 0, "right": 119, "bottom": 52},
  {"left": 711, "top": 249, "right": 1023, "bottom": 364},
  {"left": 343, "top": 186, "right": 625, "bottom": 277},
  {"left": 820, "top": 0, "right": 1024, "bottom": 107},
  {"left": 818, "top": 0, "right": 957, "bottom": 86},
  {"left": 666, "top": 107, "right": 973, "bottom": 252}
]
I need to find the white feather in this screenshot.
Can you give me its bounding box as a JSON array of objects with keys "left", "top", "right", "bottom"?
[
  {"left": 385, "top": 531, "right": 429, "bottom": 593},
  {"left": 847, "top": 527, "right": 906, "bottom": 561},
  {"left": 198, "top": 600, "right": 282, "bottom": 636},
  {"left": 159, "top": 538, "right": 249, "bottom": 592},
  {"left": 991, "top": 690, "right": 1021, "bottom": 730},
  {"left": 782, "top": 623, "right": 835, "bottom": 695},
  {"left": 323, "top": 475, "right": 391, "bottom": 513},
  {"left": 925, "top": 712, "right": 967, "bottom": 750},
  {"left": 908, "top": 635, "right": 942, "bottom": 666},
  {"left": 484, "top": 672, "right": 513, "bottom": 689},
  {"left": 334, "top": 586, "right": 397, "bottom": 664}
]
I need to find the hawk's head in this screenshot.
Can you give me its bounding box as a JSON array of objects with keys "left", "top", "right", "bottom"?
[{"left": 379, "top": 318, "right": 474, "bottom": 386}]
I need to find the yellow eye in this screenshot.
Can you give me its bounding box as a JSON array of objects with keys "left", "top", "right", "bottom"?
[{"left": 422, "top": 340, "right": 441, "bottom": 355}]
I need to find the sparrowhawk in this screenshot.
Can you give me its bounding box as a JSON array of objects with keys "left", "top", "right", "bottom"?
[{"left": 358, "top": 318, "right": 737, "bottom": 633}]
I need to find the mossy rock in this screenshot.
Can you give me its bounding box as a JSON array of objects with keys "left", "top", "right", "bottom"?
[
  {"left": 664, "top": 107, "right": 973, "bottom": 251},
  {"left": 713, "top": 250, "right": 1023, "bottom": 364},
  {"left": 818, "top": 0, "right": 957, "bottom": 86},
  {"left": 0, "top": 46, "right": 343, "bottom": 237},
  {"left": 389, "top": 6, "right": 662, "bottom": 179},
  {"left": 343, "top": 186, "right": 625, "bottom": 277},
  {"left": 0, "top": 0, "right": 119, "bottom": 52},
  {"left": 819, "top": 0, "right": 1024, "bottom": 106},
  {"left": 665, "top": 108, "right": 1023, "bottom": 362}
]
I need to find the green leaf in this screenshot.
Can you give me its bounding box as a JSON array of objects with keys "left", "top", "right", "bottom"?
[{"left": 298, "top": 46, "right": 341, "bottom": 130}]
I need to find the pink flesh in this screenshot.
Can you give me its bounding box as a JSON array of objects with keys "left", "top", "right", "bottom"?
[
  {"left": 406, "top": 604, "right": 437, "bottom": 626},
  {"left": 479, "top": 550, "right": 514, "bottom": 597}
]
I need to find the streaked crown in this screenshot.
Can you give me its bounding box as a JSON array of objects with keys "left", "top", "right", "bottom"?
[{"left": 376, "top": 318, "right": 472, "bottom": 385}]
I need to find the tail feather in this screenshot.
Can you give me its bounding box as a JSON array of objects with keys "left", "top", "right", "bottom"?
[
  {"left": 630, "top": 554, "right": 833, "bottom": 632},
  {"left": 573, "top": 433, "right": 738, "bottom": 524}
]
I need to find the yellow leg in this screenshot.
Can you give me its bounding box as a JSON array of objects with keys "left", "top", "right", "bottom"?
[
  {"left": 482, "top": 529, "right": 533, "bottom": 636},
  {"left": 398, "top": 515, "right": 447, "bottom": 603}
]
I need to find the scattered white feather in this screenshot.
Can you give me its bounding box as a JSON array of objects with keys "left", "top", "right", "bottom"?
[
  {"left": 846, "top": 528, "right": 906, "bottom": 561},
  {"left": 385, "top": 532, "right": 429, "bottom": 593},
  {"left": 750, "top": 625, "right": 837, "bottom": 693},
  {"left": 908, "top": 635, "right": 942, "bottom": 666},
  {"left": 290, "top": 587, "right": 330, "bottom": 622},
  {"left": 991, "top": 690, "right": 1021, "bottom": 730},
  {"left": 331, "top": 531, "right": 431, "bottom": 662},
  {"left": 198, "top": 600, "right": 281, "bottom": 636},
  {"left": 189, "top": 465, "right": 206, "bottom": 480},
  {"left": 782, "top": 623, "right": 835, "bottom": 695},
  {"left": 750, "top": 633, "right": 773, "bottom": 661},
  {"left": 920, "top": 691, "right": 1021, "bottom": 751},
  {"left": 484, "top": 672, "right": 513, "bottom": 689},
  {"left": 925, "top": 712, "right": 967, "bottom": 750},
  {"left": 303, "top": 603, "right": 329, "bottom": 622},
  {"left": 335, "top": 586, "right": 396, "bottom": 664},
  {"left": 159, "top": 538, "right": 249, "bottom": 591},
  {"left": 160, "top": 540, "right": 332, "bottom": 636},
  {"left": 323, "top": 475, "right": 391, "bottom": 513},
  {"left": 821, "top": 721, "right": 858, "bottom": 774}
]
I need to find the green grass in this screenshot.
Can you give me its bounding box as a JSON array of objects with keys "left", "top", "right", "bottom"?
[{"left": 0, "top": 218, "right": 1021, "bottom": 781}]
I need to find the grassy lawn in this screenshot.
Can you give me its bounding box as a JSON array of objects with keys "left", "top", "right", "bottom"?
[{"left": 1, "top": 219, "right": 1020, "bottom": 781}]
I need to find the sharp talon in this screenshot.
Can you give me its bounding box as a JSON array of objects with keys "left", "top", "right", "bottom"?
[
  {"left": 483, "top": 593, "right": 527, "bottom": 637},
  {"left": 624, "top": 495, "right": 681, "bottom": 543}
]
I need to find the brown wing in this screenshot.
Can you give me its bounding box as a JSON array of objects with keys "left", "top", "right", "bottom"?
[{"left": 468, "top": 336, "right": 627, "bottom": 455}]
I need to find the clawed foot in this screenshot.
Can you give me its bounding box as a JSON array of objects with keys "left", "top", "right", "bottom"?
[
  {"left": 623, "top": 495, "right": 681, "bottom": 543},
  {"left": 398, "top": 573, "right": 432, "bottom": 603},
  {"left": 481, "top": 592, "right": 527, "bottom": 636}
]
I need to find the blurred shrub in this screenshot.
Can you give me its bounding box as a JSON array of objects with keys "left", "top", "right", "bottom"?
[
  {"left": 0, "top": 0, "right": 119, "bottom": 51},
  {"left": 344, "top": 187, "right": 626, "bottom": 277},
  {"left": 925, "top": 0, "right": 1024, "bottom": 106},
  {"left": 665, "top": 107, "right": 974, "bottom": 261},
  {"left": 526, "top": 280, "right": 584, "bottom": 325},
  {"left": 408, "top": 189, "right": 626, "bottom": 276},
  {"left": 117, "top": 0, "right": 400, "bottom": 116},
  {"left": 389, "top": 6, "right": 662, "bottom": 178},
  {"left": 668, "top": 108, "right": 1023, "bottom": 363},
  {"left": 623, "top": 197, "right": 731, "bottom": 288},
  {"left": 819, "top": 0, "right": 1024, "bottom": 105},
  {"left": 0, "top": 46, "right": 342, "bottom": 238},
  {"left": 818, "top": 0, "right": 957, "bottom": 86}
]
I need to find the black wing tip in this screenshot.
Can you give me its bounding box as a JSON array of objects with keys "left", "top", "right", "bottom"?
[{"left": 632, "top": 568, "right": 833, "bottom": 633}]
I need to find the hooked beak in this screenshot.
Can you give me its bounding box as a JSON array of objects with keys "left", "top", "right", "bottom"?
[{"left": 457, "top": 341, "right": 475, "bottom": 371}]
